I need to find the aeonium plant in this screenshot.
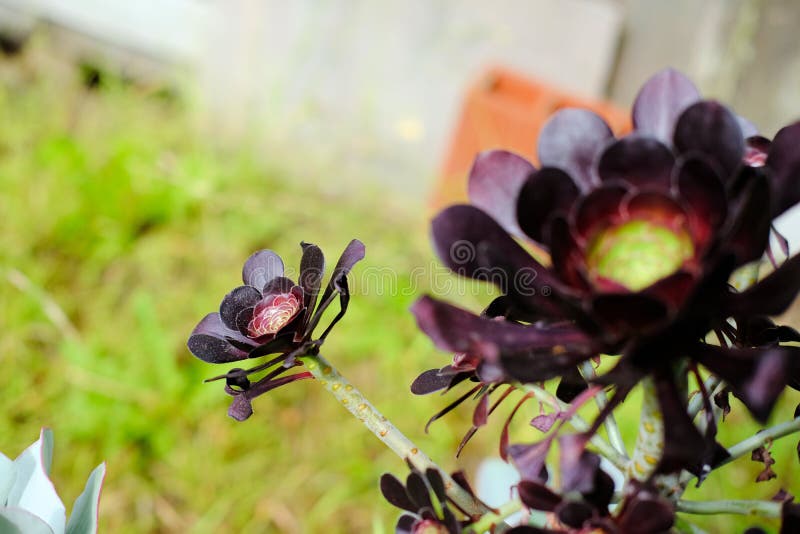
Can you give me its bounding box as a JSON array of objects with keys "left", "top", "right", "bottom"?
[{"left": 188, "top": 69, "right": 800, "bottom": 533}]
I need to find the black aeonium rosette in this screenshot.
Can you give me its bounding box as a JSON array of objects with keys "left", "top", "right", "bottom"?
[
  {"left": 412, "top": 68, "right": 800, "bottom": 476},
  {"left": 188, "top": 239, "right": 365, "bottom": 420}
]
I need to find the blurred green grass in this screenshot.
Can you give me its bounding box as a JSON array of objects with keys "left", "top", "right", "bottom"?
[{"left": 1, "top": 49, "right": 798, "bottom": 533}]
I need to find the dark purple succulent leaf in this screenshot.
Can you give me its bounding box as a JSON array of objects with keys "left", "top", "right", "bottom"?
[
  {"left": 467, "top": 149, "right": 536, "bottom": 238},
  {"left": 234, "top": 306, "right": 256, "bottom": 337},
  {"left": 187, "top": 313, "right": 252, "bottom": 363},
  {"left": 381, "top": 474, "right": 417, "bottom": 513},
  {"left": 584, "top": 468, "right": 615, "bottom": 512},
  {"left": 725, "top": 171, "right": 771, "bottom": 267},
  {"left": 261, "top": 276, "right": 298, "bottom": 297},
  {"left": 242, "top": 249, "right": 284, "bottom": 290},
  {"left": 320, "top": 239, "right": 366, "bottom": 303},
  {"left": 432, "top": 205, "right": 568, "bottom": 315},
  {"left": 424, "top": 469, "right": 447, "bottom": 503},
  {"left": 219, "top": 285, "right": 262, "bottom": 330},
  {"left": 640, "top": 270, "right": 696, "bottom": 311},
  {"left": 538, "top": 108, "right": 612, "bottom": 190},
  {"left": 508, "top": 440, "right": 550, "bottom": 482},
  {"left": 299, "top": 242, "right": 325, "bottom": 321},
  {"left": 689, "top": 343, "right": 799, "bottom": 423},
  {"left": 411, "top": 295, "right": 591, "bottom": 357},
  {"left": 549, "top": 215, "right": 592, "bottom": 292},
  {"left": 597, "top": 135, "right": 675, "bottom": 190},
  {"left": 653, "top": 373, "right": 727, "bottom": 477},
  {"left": 500, "top": 347, "right": 596, "bottom": 385},
  {"left": 228, "top": 394, "right": 254, "bottom": 421},
  {"left": 673, "top": 100, "right": 744, "bottom": 177},
  {"left": 766, "top": 121, "right": 800, "bottom": 217},
  {"left": 616, "top": 488, "right": 675, "bottom": 534},
  {"left": 241, "top": 332, "right": 296, "bottom": 359},
  {"left": 556, "top": 366, "right": 588, "bottom": 403},
  {"left": 590, "top": 294, "right": 669, "bottom": 341},
  {"left": 406, "top": 471, "right": 434, "bottom": 512},
  {"left": 675, "top": 156, "right": 727, "bottom": 248},
  {"left": 559, "top": 434, "right": 598, "bottom": 495},
  {"left": 442, "top": 507, "right": 460, "bottom": 534},
  {"left": 782, "top": 502, "right": 800, "bottom": 534},
  {"left": 632, "top": 68, "right": 700, "bottom": 144},
  {"left": 726, "top": 254, "right": 800, "bottom": 318},
  {"left": 573, "top": 183, "right": 628, "bottom": 239},
  {"left": 396, "top": 513, "right": 416, "bottom": 534},
  {"left": 516, "top": 167, "right": 580, "bottom": 245},
  {"left": 411, "top": 368, "right": 456, "bottom": 395},
  {"left": 517, "top": 480, "right": 562, "bottom": 512},
  {"left": 555, "top": 500, "right": 594, "bottom": 529}
]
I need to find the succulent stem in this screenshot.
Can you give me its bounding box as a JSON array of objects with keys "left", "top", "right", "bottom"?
[
  {"left": 676, "top": 498, "right": 782, "bottom": 517},
  {"left": 626, "top": 377, "right": 663, "bottom": 481},
  {"left": 299, "top": 354, "right": 494, "bottom": 520}
]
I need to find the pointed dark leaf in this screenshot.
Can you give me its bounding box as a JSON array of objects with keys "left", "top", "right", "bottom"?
[
  {"left": 468, "top": 149, "right": 536, "bottom": 238},
  {"left": 242, "top": 250, "right": 284, "bottom": 290},
  {"left": 556, "top": 367, "right": 588, "bottom": 403},
  {"left": 726, "top": 171, "right": 771, "bottom": 266},
  {"left": 299, "top": 242, "right": 325, "bottom": 320},
  {"left": 675, "top": 156, "right": 727, "bottom": 248},
  {"left": 473, "top": 393, "right": 489, "bottom": 427},
  {"left": 766, "top": 121, "right": 800, "bottom": 217},
  {"left": 726, "top": 254, "right": 800, "bottom": 317},
  {"left": 321, "top": 239, "right": 366, "bottom": 303},
  {"left": 633, "top": 68, "right": 700, "bottom": 144},
  {"left": 517, "top": 481, "right": 562, "bottom": 512},
  {"left": 410, "top": 369, "right": 454, "bottom": 395},
  {"left": 380, "top": 474, "right": 417, "bottom": 512},
  {"left": 411, "top": 295, "right": 590, "bottom": 356},
  {"left": 507, "top": 441, "right": 550, "bottom": 482},
  {"left": 538, "top": 108, "right": 612, "bottom": 190}
]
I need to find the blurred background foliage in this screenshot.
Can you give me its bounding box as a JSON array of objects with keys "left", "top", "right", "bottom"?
[{"left": 1, "top": 43, "right": 799, "bottom": 533}]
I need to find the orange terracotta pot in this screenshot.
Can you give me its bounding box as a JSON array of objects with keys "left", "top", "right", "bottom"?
[{"left": 432, "top": 67, "right": 631, "bottom": 210}]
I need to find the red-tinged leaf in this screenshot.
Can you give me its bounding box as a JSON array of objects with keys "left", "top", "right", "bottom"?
[{"left": 473, "top": 393, "right": 489, "bottom": 427}]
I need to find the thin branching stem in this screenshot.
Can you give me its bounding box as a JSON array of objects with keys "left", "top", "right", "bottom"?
[
  {"left": 298, "top": 354, "right": 499, "bottom": 522},
  {"left": 720, "top": 416, "right": 800, "bottom": 468},
  {"left": 520, "top": 384, "right": 628, "bottom": 470},
  {"left": 579, "top": 360, "right": 628, "bottom": 459}
]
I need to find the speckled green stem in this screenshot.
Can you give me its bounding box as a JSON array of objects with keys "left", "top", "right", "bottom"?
[
  {"left": 626, "top": 377, "right": 663, "bottom": 481},
  {"left": 676, "top": 499, "right": 782, "bottom": 517},
  {"left": 299, "top": 354, "right": 492, "bottom": 519}
]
